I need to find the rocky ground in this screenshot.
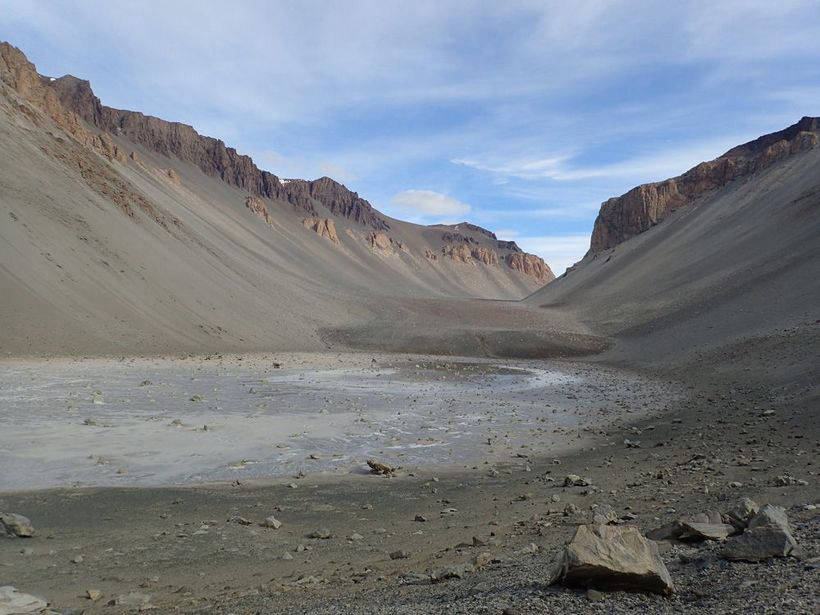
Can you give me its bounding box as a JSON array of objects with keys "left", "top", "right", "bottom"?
[{"left": 1, "top": 345, "right": 817, "bottom": 614}]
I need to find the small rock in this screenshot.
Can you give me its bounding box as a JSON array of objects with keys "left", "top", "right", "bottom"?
[
  {"left": 72, "top": 555, "right": 84, "bottom": 564},
  {"left": 389, "top": 549, "right": 411, "bottom": 560},
  {"left": 725, "top": 497, "right": 759, "bottom": 529},
  {"left": 0, "top": 513, "right": 34, "bottom": 538},
  {"left": 587, "top": 588, "right": 605, "bottom": 602},
  {"left": 564, "top": 474, "right": 590, "bottom": 487},
  {"left": 86, "top": 589, "right": 103, "bottom": 601},
  {"left": 308, "top": 528, "right": 333, "bottom": 539},
  {"left": 414, "top": 514, "right": 427, "bottom": 522},
  {"left": 282, "top": 552, "right": 293, "bottom": 561},
  {"left": 260, "top": 516, "right": 282, "bottom": 529},
  {"left": 678, "top": 522, "right": 736, "bottom": 541}
]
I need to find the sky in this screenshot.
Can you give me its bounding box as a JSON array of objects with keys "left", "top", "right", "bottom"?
[{"left": 3, "top": 1, "right": 818, "bottom": 273}]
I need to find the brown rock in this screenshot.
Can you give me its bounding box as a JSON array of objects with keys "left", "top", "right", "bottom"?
[
  {"left": 303, "top": 217, "right": 339, "bottom": 243},
  {"left": 505, "top": 252, "right": 555, "bottom": 282},
  {"left": 588, "top": 117, "right": 820, "bottom": 254},
  {"left": 551, "top": 524, "right": 674, "bottom": 595}
]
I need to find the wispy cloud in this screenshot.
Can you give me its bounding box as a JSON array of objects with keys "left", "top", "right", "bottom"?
[
  {"left": 453, "top": 134, "right": 752, "bottom": 184},
  {"left": 3, "top": 0, "right": 817, "bottom": 262},
  {"left": 388, "top": 190, "right": 471, "bottom": 223}
]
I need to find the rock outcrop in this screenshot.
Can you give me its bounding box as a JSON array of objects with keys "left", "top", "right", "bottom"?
[
  {"left": 551, "top": 524, "right": 674, "bottom": 595},
  {"left": 588, "top": 116, "right": 820, "bottom": 254},
  {"left": 47, "top": 70, "right": 391, "bottom": 231},
  {"left": 245, "top": 196, "right": 273, "bottom": 225},
  {"left": 505, "top": 253, "right": 555, "bottom": 282},
  {"left": 471, "top": 247, "right": 499, "bottom": 265},
  {"left": 303, "top": 218, "right": 339, "bottom": 243}
]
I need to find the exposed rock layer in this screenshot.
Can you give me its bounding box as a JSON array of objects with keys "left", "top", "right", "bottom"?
[{"left": 589, "top": 117, "right": 820, "bottom": 254}]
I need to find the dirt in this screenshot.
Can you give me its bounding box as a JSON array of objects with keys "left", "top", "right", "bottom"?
[{"left": 1, "top": 342, "right": 817, "bottom": 614}]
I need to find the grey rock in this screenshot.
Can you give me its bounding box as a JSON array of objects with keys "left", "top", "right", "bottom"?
[
  {"left": 308, "top": 527, "right": 333, "bottom": 539},
  {"left": 389, "top": 549, "right": 410, "bottom": 560},
  {"left": 1, "top": 513, "right": 34, "bottom": 538},
  {"left": 725, "top": 497, "right": 759, "bottom": 528},
  {"left": 678, "top": 521, "right": 736, "bottom": 541},
  {"left": 260, "top": 516, "right": 282, "bottom": 529},
  {"left": 723, "top": 504, "right": 797, "bottom": 561},
  {"left": 564, "top": 474, "right": 591, "bottom": 487},
  {"left": 550, "top": 524, "right": 674, "bottom": 595}
]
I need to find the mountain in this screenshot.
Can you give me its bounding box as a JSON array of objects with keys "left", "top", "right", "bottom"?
[
  {"left": 527, "top": 117, "right": 820, "bottom": 372},
  {"left": 0, "top": 42, "right": 555, "bottom": 356},
  {"left": 588, "top": 117, "right": 819, "bottom": 254}
]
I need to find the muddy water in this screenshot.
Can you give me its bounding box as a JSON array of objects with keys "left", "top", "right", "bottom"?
[{"left": 0, "top": 355, "right": 676, "bottom": 490}]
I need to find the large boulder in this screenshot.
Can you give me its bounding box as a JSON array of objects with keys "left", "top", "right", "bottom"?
[
  {"left": 0, "top": 513, "right": 34, "bottom": 538},
  {"left": 551, "top": 524, "right": 674, "bottom": 595},
  {"left": 723, "top": 504, "right": 797, "bottom": 562}
]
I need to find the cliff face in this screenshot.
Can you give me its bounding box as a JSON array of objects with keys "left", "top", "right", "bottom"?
[
  {"left": 49, "top": 75, "right": 391, "bottom": 231},
  {"left": 588, "top": 117, "right": 820, "bottom": 254}
]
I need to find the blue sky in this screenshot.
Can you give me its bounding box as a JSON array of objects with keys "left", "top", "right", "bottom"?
[{"left": 3, "top": 1, "right": 818, "bottom": 273}]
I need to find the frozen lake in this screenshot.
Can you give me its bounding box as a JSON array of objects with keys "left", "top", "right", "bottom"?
[{"left": 0, "top": 354, "right": 674, "bottom": 490}]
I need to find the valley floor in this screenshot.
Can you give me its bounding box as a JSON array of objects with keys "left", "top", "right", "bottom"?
[{"left": 1, "top": 337, "right": 817, "bottom": 614}]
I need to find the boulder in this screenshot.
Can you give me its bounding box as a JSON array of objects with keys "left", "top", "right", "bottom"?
[
  {"left": 0, "top": 513, "right": 34, "bottom": 538},
  {"left": 551, "top": 524, "right": 674, "bottom": 595},
  {"left": 723, "top": 504, "right": 797, "bottom": 561}
]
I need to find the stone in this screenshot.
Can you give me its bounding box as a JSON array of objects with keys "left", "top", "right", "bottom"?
[
  {"left": 550, "top": 524, "right": 674, "bottom": 595},
  {"left": 349, "top": 532, "right": 364, "bottom": 541},
  {"left": 430, "top": 565, "right": 473, "bottom": 583},
  {"left": 592, "top": 504, "right": 618, "bottom": 525},
  {"left": 308, "top": 528, "right": 333, "bottom": 539},
  {"left": 587, "top": 588, "right": 605, "bottom": 602},
  {"left": 414, "top": 514, "right": 427, "bottom": 522},
  {"left": 260, "top": 516, "right": 282, "bottom": 529},
  {"left": 72, "top": 554, "right": 84, "bottom": 564},
  {"left": 86, "top": 589, "right": 102, "bottom": 601},
  {"left": 0, "top": 586, "right": 48, "bottom": 614},
  {"left": 678, "top": 522, "right": 736, "bottom": 541},
  {"left": 282, "top": 552, "right": 293, "bottom": 560},
  {"left": 725, "top": 497, "right": 759, "bottom": 528},
  {"left": 0, "top": 513, "right": 34, "bottom": 538},
  {"left": 389, "top": 550, "right": 410, "bottom": 560},
  {"left": 564, "top": 474, "right": 590, "bottom": 487},
  {"left": 723, "top": 504, "right": 797, "bottom": 561},
  {"left": 367, "top": 459, "right": 397, "bottom": 475}
]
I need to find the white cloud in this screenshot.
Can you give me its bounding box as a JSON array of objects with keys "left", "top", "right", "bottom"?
[
  {"left": 514, "top": 234, "right": 591, "bottom": 276},
  {"left": 389, "top": 190, "right": 471, "bottom": 222},
  {"left": 453, "top": 134, "right": 753, "bottom": 184}
]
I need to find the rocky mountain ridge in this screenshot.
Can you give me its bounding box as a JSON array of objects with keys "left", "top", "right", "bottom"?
[{"left": 588, "top": 116, "right": 820, "bottom": 254}]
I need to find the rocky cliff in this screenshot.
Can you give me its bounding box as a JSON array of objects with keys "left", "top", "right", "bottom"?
[
  {"left": 1, "top": 40, "right": 556, "bottom": 294},
  {"left": 48, "top": 74, "right": 390, "bottom": 231},
  {"left": 588, "top": 117, "right": 820, "bottom": 254}
]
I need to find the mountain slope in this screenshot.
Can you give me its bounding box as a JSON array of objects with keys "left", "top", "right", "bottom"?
[
  {"left": 527, "top": 122, "right": 820, "bottom": 367},
  {"left": 0, "top": 42, "right": 556, "bottom": 356}
]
